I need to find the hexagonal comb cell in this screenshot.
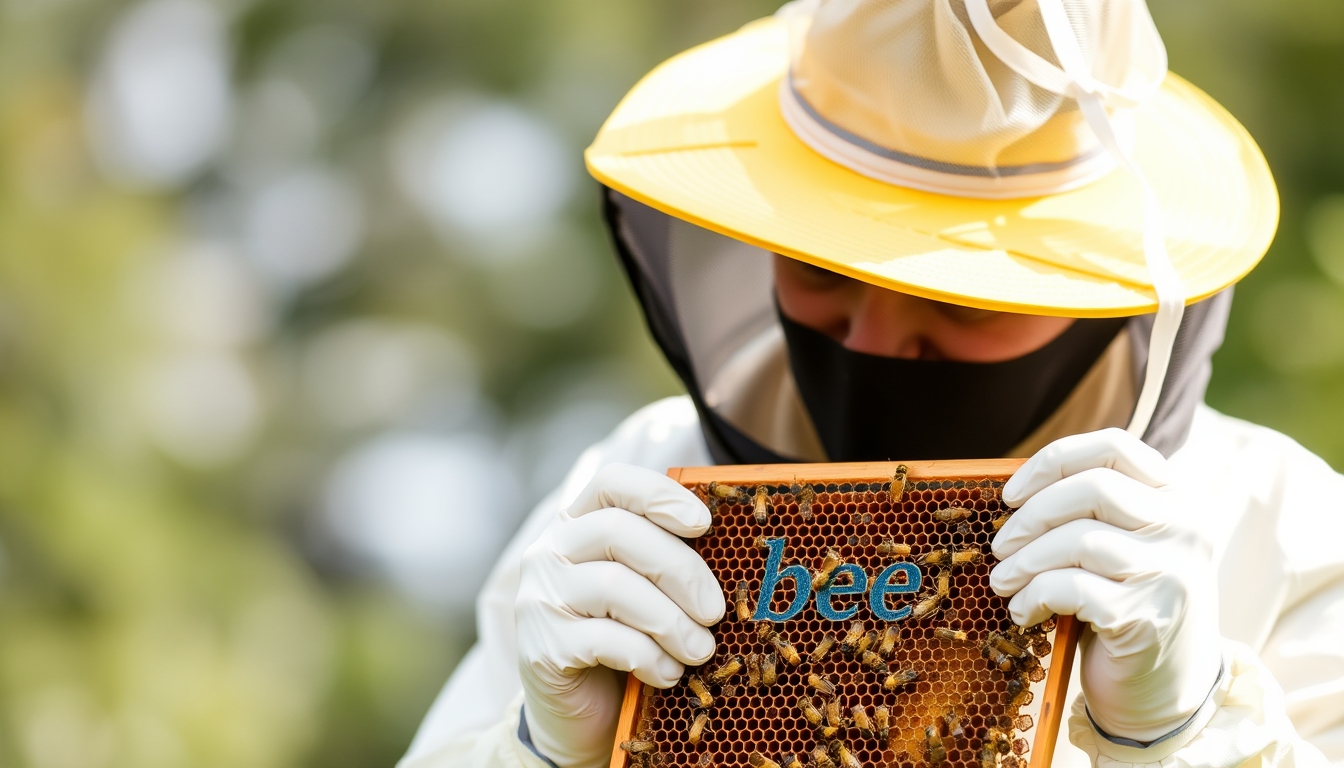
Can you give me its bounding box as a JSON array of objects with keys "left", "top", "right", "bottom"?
[{"left": 610, "top": 460, "right": 1080, "bottom": 768}]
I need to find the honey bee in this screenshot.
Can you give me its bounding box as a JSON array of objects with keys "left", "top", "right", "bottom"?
[
  {"left": 798, "top": 696, "right": 825, "bottom": 728},
  {"left": 926, "top": 726, "right": 947, "bottom": 768},
  {"left": 687, "top": 674, "right": 713, "bottom": 708},
  {"left": 919, "top": 547, "right": 953, "bottom": 566},
  {"left": 935, "top": 627, "right": 969, "bottom": 643},
  {"left": 761, "top": 652, "right": 778, "bottom": 686},
  {"left": 707, "top": 482, "right": 742, "bottom": 501},
  {"left": 758, "top": 624, "right": 802, "bottom": 666},
  {"left": 984, "top": 650, "right": 1016, "bottom": 673},
  {"left": 986, "top": 728, "right": 1012, "bottom": 754},
  {"left": 688, "top": 711, "right": 709, "bottom": 745},
  {"left": 706, "top": 654, "right": 743, "bottom": 684},
  {"left": 856, "top": 630, "right": 879, "bottom": 656},
  {"left": 921, "top": 547, "right": 979, "bottom": 567},
  {"left": 811, "top": 633, "right": 837, "bottom": 663},
  {"left": 877, "top": 538, "right": 911, "bottom": 558},
  {"left": 812, "top": 548, "right": 844, "bottom": 591},
  {"left": 874, "top": 705, "right": 890, "bottom": 742},
  {"left": 878, "top": 625, "right": 901, "bottom": 657},
  {"left": 793, "top": 483, "right": 816, "bottom": 521},
  {"left": 852, "top": 706, "right": 875, "bottom": 739},
  {"left": 987, "top": 632, "right": 1030, "bottom": 662},
  {"left": 943, "top": 711, "right": 965, "bottom": 741},
  {"left": 812, "top": 745, "right": 837, "bottom": 768},
  {"left": 890, "top": 465, "right": 908, "bottom": 504},
  {"left": 749, "top": 753, "right": 782, "bottom": 768},
  {"left": 808, "top": 673, "right": 836, "bottom": 697},
  {"left": 840, "top": 619, "right": 866, "bottom": 656},
  {"left": 825, "top": 698, "right": 846, "bottom": 729},
  {"left": 860, "top": 650, "right": 890, "bottom": 676},
  {"left": 746, "top": 652, "right": 762, "bottom": 687},
  {"left": 781, "top": 755, "right": 804, "bottom": 768},
  {"left": 776, "top": 636, "right": 804, "bottom": 667},
  {"left": 933, "top": 505, "right": 971, "bottom": 523},
  {"left": 753, "top": 486, "right": 771, "bottom": 525},
  {"left": 910, "top": 573, "right": 950, "bottom": 621},
  {"left": 952, "top": 548, "right": 983, "bottom": 566},
  {"left": 882, "top": 669, "right": 920, "bottom": 691},
  {"left": 991, "top": 513, "right": 1012, "bottom": 531},
  {"left": 734, "top": 581, "right": 752, "bottom": 621},
  {"left": 621, "top": 740, "right": 657, "bottom": 756},
  {"left": 830, "top": 740, "right": 863, "bottom": 768},
  {"left": 1006, "top": 675, "right": 1033, "bottom": 710}
]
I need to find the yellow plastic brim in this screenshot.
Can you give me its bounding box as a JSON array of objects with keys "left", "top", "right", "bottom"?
[{"left": 585, "top": 17, "right": 1279, "bottom": 318}]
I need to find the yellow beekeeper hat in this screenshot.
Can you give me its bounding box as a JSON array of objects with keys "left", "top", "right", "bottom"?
[{"left": 584, "top": 0, "right": 1278, "bottom": 321}]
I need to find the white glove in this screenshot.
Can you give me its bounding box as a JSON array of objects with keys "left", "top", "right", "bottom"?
[
  {"left": 990, "top": 428, "right": 1223, "bottom": 743},
  {"left": 516, "top": 463, "right": 724, "bottom": 768}
]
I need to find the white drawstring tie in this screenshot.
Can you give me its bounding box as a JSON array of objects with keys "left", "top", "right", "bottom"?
[{"left": 964, "top": 0, "right": 1185, "bottom": 438}]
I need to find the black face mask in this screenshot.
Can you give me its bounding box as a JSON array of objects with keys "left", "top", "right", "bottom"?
[{"left": 779, "top": 308, "right": 1128, "bottom": 462}]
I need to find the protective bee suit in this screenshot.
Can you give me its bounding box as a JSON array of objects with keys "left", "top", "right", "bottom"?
[
  {"left": 399, "top": 1, "right": 1344, "bottom": 767},
  {"left": 398, "top": 205, "right": 1344, "bottom": 768}
]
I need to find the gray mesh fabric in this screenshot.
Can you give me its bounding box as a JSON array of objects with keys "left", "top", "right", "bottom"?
[{"left": 602, "top": 189, "right": 1231, "bottom": 464}]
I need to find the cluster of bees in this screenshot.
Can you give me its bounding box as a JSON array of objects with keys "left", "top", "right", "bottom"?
[
  {"left": 696, "top": 467, "right": 1011, "bottom": 546},
  {"left": 702, "top": 467, "right": 907, "bottom": 528},
  {"left": 621, "top": 469, "right": 1050, "bottom": 768},
  {"left": 793, "top": 617, "right": 930, "bottom": 768}
]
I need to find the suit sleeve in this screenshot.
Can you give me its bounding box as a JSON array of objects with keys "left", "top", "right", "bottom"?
[
  {"left": 398, "top": 397, "right": 711, "bottom": 766},
  {"left": 397, "top": 694, "right": 554, "bottom": 768},
  {"left": 1068, "top": 414, "right": 1344, "bottom": 768}
]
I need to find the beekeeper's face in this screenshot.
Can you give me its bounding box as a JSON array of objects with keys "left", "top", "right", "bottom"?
[{"left": 773, "top": 254, "right": 1076, "bottom": 363}]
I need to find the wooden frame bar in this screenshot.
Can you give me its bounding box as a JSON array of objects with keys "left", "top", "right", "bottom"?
[{"left": 609, "top": 459, "right": 1080, "bottom": 768}]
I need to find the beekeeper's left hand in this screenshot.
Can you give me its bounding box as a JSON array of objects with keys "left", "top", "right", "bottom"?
[{"left": 990, "top": 428, "right": 1222, "bottom": 744}]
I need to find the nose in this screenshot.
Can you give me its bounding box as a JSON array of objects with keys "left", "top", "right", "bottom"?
[{"left": 842, "top": 286, "right": 933, "bottom": 359}]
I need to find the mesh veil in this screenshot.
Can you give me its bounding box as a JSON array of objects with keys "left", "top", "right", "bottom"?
[{"left": 602, "top": 187, "right": 1231, "bottom": 465}]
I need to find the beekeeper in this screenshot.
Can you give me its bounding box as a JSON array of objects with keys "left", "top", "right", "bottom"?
[{"left": 399, "top": 1, "right": 1344, "bottom": 767}]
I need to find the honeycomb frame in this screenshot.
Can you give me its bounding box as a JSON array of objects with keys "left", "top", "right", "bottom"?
[{"left": 609, "top": 459, "right": 1080, "bottom": 768}]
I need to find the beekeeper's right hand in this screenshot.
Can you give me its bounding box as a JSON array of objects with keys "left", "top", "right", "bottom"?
[{"left": 516, "top": 463, "right": 724, "bottom": 768}]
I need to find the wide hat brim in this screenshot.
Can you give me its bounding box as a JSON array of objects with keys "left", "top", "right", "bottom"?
[{"left": 585, "top": 17, "right": 1278, "bottom": 318}]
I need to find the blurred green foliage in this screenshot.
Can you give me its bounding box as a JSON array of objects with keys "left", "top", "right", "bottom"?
[
  {"left": 1153, "top": 0, "right": 1344, "bottom": 463},
  {"left": 0, "top": 0, "right": 1339, "bottom": 767}
]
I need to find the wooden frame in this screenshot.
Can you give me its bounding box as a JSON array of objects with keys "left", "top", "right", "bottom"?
[{"left": 609, "top": 460, "right": 1082, "bottom": 768}]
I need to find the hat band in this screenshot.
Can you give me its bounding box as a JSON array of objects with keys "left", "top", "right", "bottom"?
[{"left": 779, "top": 77, "right": 1117, "bottom": 200}]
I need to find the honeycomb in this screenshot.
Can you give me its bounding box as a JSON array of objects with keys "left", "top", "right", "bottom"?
[{"left": 613, "top": 465, "right": 1074, "bottom": 768}]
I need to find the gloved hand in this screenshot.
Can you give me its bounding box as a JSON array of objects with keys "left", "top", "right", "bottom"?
[
  {"left": 516, "top": 463, "right": 724, "bottom": 768},
  {"left": 990, "top": 428, "right": 1223, "bottom": 743}
]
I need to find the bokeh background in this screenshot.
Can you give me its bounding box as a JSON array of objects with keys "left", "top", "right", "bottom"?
[{"left": 0, "top": 0, "right": 1339, "bottom": 765}]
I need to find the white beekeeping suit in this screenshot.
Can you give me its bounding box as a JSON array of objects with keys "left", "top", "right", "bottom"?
[
  {"left": 396, "top": 1, "right": 1344, "bottom": 766},
  {"left": 398, "top": 398, "right": 1344, "bottom": 768}
]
